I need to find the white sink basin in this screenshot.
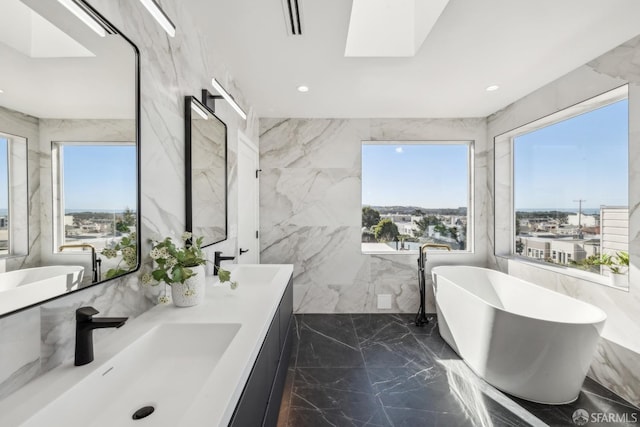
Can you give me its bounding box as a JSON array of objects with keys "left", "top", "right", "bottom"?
[
  {"left": 22, "top": 323, "right": 240, "bottom": 427},
  {"left": 227, "top": 264, "right": 282, "bottom": 284}
]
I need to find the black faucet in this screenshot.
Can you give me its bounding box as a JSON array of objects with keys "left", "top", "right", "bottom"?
[
  {"left": 75, "top": 307, "right": 128, "bottom": 366},
  {"left": 213, "top": 251, "right": 235, "bottom": 276}
]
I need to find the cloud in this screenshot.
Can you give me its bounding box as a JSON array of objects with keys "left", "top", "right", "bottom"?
[{"left": 395, "top": 147, "right": 404, "bottom": 153}]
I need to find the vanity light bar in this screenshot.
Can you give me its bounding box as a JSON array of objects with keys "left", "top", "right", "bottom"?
[
  {"left": 191, "top": 101, "right": 209, "bottom": 120},
  {"left": 211, "top": 78, "right": 248, "bottom": 120},
  {"left": 139, "top": 0, "right": 176, "bottom": 38},
  {"left": 57, "top": 0, "right": 115, "bottom": 37}
]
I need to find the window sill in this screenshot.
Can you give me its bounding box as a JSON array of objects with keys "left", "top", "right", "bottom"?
[{"left": 498, "top": 255, "right": 629, "bottom": 291}]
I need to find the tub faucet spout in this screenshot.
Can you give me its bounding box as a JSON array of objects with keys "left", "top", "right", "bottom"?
[
  {"left": 59, "top": 243, "right": 99, "bottom": 283},
  {"left": 416, "top": 243, "right": 451, "bottom": 327}
]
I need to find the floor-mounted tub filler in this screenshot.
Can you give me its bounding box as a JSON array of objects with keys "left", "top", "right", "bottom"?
[{"left": 431, "top": 265, "right": 606, "bottom": 405}]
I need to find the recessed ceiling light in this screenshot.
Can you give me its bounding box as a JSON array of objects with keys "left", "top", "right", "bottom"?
[
  {"left": 0, "top": 89, "right": 4, "bottom": 94},
  {"left": 297, "top": 85, "right": 309, "bottom": 93},
  {"left": 486, "top": 85, "right": 500, "bottom": 92}
]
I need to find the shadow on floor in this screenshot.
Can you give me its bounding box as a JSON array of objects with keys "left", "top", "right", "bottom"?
[{"left": 276, "top": 314, "right": 639, "bottom": 427}]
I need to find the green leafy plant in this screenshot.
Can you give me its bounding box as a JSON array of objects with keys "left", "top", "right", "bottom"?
[
  {"left": 610, "top": 251, "right": 629, "bottom": 274},
  {"left": 101, "top": 232, "right": 137, "bottom": 279},
  {"left": 146, "top": 232, "right": 206, "bottom": 285},
  {"left": 140, "top": 232, "right": 237, "bottom": 296},
  {"left": 582, "top": 251, "right": 630, "bottom": 275}
]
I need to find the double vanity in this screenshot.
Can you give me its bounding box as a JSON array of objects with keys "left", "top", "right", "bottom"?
[{"left": 0, "top": 264, "right": 294, "bottom": 427}]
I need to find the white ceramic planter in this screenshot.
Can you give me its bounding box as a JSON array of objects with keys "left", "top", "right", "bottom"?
[
  {"left": 171, "top": 265, "right": 206, "bottom": 307},
  {"left": 609, "top": 271, "right": 628, "bottom": 288}
]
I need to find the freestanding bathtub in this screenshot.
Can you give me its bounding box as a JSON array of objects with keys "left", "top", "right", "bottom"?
[
  {"left": 431, "top": 265, "right": 606, "bottom": 404},
  {"left": 0, "top": 266, "right": 84, "bottom": 314}
]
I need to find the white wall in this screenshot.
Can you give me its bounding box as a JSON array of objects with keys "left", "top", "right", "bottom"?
[
  {"left": 488, "top": 35, "right": 640, "bottom": 406},
  {"left": 259, "top": 118, "right": 489, "bottom": 313}
]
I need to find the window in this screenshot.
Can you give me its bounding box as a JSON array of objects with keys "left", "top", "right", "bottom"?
[
  {"left": 53, "top": 142, "right": 137, "bottom": 253},
  {"left": 513, "top": 88, "right": 628, "bottom": 277},
  {"left": 361, "top": 141, "right": 472, "bottom": 253},
  {"left": 0, "top": 132, "right": 28, "bottom": 257},
  {"left": 0, "top": 137, "right": 8, "bottom": 255}
]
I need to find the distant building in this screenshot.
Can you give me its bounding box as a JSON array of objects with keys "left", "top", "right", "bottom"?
[
  {"left": 600, "top": 206, "right": 628, "bottom": 257},
  {"left": 380, "top": 214, "right": 412, "bottom": 223},
  {"left": 523, "top": 237, "right": 550, "bottom": 260},
  {"left": 0, "top": 216, "right": 7, "bottom": 228},
  {"left": 567, "top": 213, "right": 598, "bottom": 227}
]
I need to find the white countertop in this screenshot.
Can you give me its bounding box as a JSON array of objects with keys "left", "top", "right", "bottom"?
[{"left": 0, "top": 264, "right": 294, "bottom": 427}]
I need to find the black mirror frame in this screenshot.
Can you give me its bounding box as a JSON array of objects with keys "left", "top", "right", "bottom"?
[
  {"left": 0, "top": 1, "right": 141, "bottom": 319},
  {"left": 184, "top": 95, "right": 228, "bottom": 247}
]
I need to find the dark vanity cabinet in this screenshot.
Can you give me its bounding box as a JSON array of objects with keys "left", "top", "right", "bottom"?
[{"left": 229, "top": 277, "right": 294, "bottom": 427}]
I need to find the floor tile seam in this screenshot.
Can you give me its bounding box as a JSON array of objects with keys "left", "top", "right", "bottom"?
[
  {"left": 291, "top": 383, "right": 379, "bottom": 396},
  {"left": 295, "top": 365, "right": 366, "bottom": 369},
  {"left": 301, "top": 323, "right": 361, "bottom": 351},
  {"left": 281, "top": 368, "right": 298, "bottom": 427},
  {"left": 365, "top": 369, "right": 394, "bottom": 426},
  {"left": 348, "top": 313, "right": 369, "bottom": 368},
  {"left": 350, "top": 315, "right": 395, "bottom": 426},
  {"left": 286, "top": 407, "right": 388, "bottom": 427},
  {"left": 376, "top": 405, "right": 458, "bottom": 415},
  {"left": 581, "top": 389, "right": 640, "bottom": 411}
]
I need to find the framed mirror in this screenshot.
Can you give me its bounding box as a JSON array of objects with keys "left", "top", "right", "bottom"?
[
  {"left": 185, "top": 95, "right": 227, "bottom": 247},
  {"left": 0, "top": 0, "right": 140, "bottom": 317}
]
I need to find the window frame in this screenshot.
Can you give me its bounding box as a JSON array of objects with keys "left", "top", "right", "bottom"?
[
  {"left": 360, "top": 139, "right": 475, "bottom": 254},
  {"left": 0, "top": 131, "right": 28, "bottom": 258},
  {"left": 494, "top": 84, "right": 629, "bottom": 288},
  {"left": 52, "top": 140, "right": 136, "bottom": 253}
]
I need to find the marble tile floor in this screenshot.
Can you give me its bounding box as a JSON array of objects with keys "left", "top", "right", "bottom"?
[{"left": 277, "top": 314, "right": 640, "bottom": 427}]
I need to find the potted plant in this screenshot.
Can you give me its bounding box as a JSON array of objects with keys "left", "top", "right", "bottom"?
[
  {"left": 101, "top": 232, "right": 138, "bottom": 279},
  {"left": 609, "top": 251, "right": 629, "bottom": 287},
  {"left": 142, "top": 232, "right": 208, "bottom": 307},
  {"left": 598, "top": 251, "right": 629, "bottom": 287}
]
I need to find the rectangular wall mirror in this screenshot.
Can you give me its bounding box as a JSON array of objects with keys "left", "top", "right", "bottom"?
[
  {"left": 0, "top": 0, "right": 140, "bottom": 317},
  {"left": 185, "top": 95, "right": 227, "bottom": 247}
]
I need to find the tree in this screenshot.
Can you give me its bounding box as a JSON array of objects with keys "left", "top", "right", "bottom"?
[
  {"left": 122, "top": 207, "right": 136, "bottom": 226},
  {"left": 449, "top": 226, "right": 459, "bottom": 241},
  {"left": 116, "top": 221, "right": 130, "bottom": 233},
  {"left": 413, "top": 215, "right": 439, "bottom": 237},
  {"left": 362, "top": 207, "right": 381, "bottom": 228},
  {"left": 373, "top": 218, "right": 399, "bottom": 242}
]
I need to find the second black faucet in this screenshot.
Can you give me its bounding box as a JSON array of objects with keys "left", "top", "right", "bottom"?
[{"left": 213, "top": 251, "right": 235, "bottom": 276}]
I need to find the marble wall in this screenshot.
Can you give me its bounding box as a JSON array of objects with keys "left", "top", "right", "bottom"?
[
  {"left": 0, "top": 106, "right": 41, "bottom": 270},
  {"left": 488, "top": 35, "right": 640, "bottom": 406},
  {"left": 259, "top": 118, "right": 489, "bottom": 313},
  {"left": 0, "top": 0, "right": 254, "bottom": 399}
]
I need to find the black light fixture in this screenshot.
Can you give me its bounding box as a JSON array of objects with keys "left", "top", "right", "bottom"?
[{"left": 203, "top": 80, "right": 248, "bottom": 120}]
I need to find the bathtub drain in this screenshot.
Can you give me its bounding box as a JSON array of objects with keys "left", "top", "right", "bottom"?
[{"left": 132, "top": 405, "right": 155, "bottom": 420}]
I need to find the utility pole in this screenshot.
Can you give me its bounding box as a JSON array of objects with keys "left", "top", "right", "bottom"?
[{"left": 574, "top": 199, "right": 586, "bottom": 238}]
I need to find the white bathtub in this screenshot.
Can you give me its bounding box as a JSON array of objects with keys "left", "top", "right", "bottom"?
[
  {"left": 0, "top": 266, "right": 84, "bottom": 315},
  {"left": 431, "top": 265, "right": 606, "bottom": 404}
]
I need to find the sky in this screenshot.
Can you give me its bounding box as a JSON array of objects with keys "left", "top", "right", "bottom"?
[
  {"left": 63, "top": 144, "right": 136, "bottom": 211},
  {"left": 514, "top": 99, "right": 628, "bottom": 210},
  {"left": 362, "top": 143, "right": 469, "bottom": 208}
]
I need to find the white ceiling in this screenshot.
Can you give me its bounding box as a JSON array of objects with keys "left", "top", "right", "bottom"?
[
  {"left": 0, "top": 0, "right": 135, "bottom": 119},
  {"left": 187, "top": 0, "right": 640, "bottom": 118}
]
